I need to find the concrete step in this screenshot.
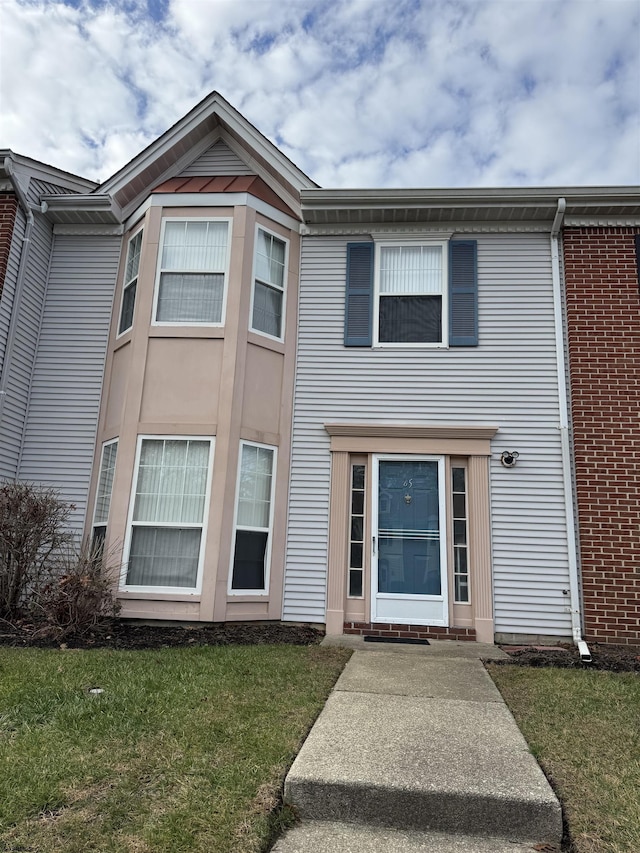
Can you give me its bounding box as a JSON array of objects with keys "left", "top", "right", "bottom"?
[
  {"left": 272, "top": 821, "right": 560, "bottom": 852},
  {"left": 284, "top": 690, "right": 562, "bottom": 843}
]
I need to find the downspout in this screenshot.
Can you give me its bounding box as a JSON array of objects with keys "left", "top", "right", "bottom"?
[
  {"left": 550, "top": 198, "right": 591, "bottom": 662},
  {"left": 0, "top": 157, "right": 46, "bottom": 434}
]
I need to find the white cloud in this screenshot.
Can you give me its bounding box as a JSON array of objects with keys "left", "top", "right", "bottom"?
[{"left": 1, "top": 0, "right": 639, "bottom": 187}]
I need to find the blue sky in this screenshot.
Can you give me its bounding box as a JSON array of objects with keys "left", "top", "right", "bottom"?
[{"left": 2, "top": 0, "right": 640, "bottom": 188}]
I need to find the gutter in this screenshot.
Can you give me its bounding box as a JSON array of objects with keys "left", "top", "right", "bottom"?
[
  {"left": 550, "top": 197, "right": 592, "bottom": 663},
  {"left": 0, "top": 157, "right": 46, "bottom": 436}
]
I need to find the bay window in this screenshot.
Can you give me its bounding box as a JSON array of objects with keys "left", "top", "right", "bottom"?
[
  {"left": 154, "top": 219, "right": 230, "bottom": 325},
  {"left": 124, "top": 437, "right": 213, "bottom": 591},
  {"left": 118, "top": 229, "right": 142, "bottom": 335},
  {"left": 230, "top": 441, "right": 276, "bottom": 593},
  {"left": 251, "top": 227, "right": 287, "bottom": 339},
  {"left": 91, "top": 439, "right": 118, "bottom": 555}
]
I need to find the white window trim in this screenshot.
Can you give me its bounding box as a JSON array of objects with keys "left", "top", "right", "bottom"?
[
  {"left": 119, "top": 435, "right": 215, "bottom": 595},
  {"left": 91, "top": 437, "right": 118, "bottom": 537},
  {"left": 373, "top": 238, "right": 449, "bottom": 349},
  {"left": 228, "top": 440, "right": 277, "bottom": 596},
  {"left": 116, "top": 227, "right": 144, "bottom": 338},
  {"left": 249, "top": 224, "right": 288, "bottom": 342},
  {"left": 151, "top": 217, "right": 232, "bottom": 328}
]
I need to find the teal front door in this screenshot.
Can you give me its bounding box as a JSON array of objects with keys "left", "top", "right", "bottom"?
[{"left": 372, "top": 457, "right": 448, "bottom": 626}]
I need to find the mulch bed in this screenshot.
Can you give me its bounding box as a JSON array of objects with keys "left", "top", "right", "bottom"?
[
  {"left": 497, "top": 642, "right": 640, "bottom": 673},
  {"left": 1, "top": 620, "right": 638, "bottom": 671},
  {"left": 0, "top": 620, "right": 323, "bottom": 650}
]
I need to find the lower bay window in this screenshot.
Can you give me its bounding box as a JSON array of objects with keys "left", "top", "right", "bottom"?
[
  {"left": 230, "top": 441, "right": 276, "bottom": 594},
  {"left": 91, "top": 438, "right": 118, "bottom": 556},
  {"left": 123, "top": 437, "right": 213, "bottom": 592}
]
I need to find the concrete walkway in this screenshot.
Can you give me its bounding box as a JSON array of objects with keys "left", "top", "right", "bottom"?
[{"left": 273, "top": 636, "right": 562, "bottom": 852}]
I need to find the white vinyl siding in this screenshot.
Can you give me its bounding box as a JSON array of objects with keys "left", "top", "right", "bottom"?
[
  {"left": 123, "top": 437, "right": 213, "bottom": 593},
  {"left": 285, "top": 232, "right": 572, "bottom": 636},
  {"left": 0, "top": 205, "right": 26, "bottom": 380},
  {"left": 178, "top": 140, "right": 254, "bottom": 177},
  {"left": 18, "top": 234, "right": 121, "bottom": 534},
  {"left": 0, "top": 203, "right": 53, "bottom": 479},
  {"left": 153, "top": 219, "right": 230, "bottom": 325}
]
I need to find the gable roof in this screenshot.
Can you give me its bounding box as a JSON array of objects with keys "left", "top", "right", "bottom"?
[{"left": 96, "top": 91, "right": 317, "bottom": 221}]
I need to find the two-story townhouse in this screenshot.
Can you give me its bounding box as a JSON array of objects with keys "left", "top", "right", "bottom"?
[
  {"left": 284, "top": 190, "right": 582, "bottom": 644},
  {"left": 2, "top": 93, "right": 638, "bottom": 646},
  {"left": 561, "top": 210, "right": 640, "bottom": 645}
]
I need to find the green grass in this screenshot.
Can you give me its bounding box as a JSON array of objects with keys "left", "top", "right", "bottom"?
[
  {"left": 487, "top": 665, "right": 640, "bottom": 853},
  {"left": 0, "top": 643, "right": 350, "bottom": 853}
]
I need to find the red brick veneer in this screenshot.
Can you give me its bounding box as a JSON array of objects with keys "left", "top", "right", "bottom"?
[
  {"left": 0, "top": 193, "right": 18, "bottom": 298},
  {"left": 344, "top": 621, "right": 477, "bottom": 641},
  {"left": 563, "top": 227, "right": 640, "bottom": 644}
]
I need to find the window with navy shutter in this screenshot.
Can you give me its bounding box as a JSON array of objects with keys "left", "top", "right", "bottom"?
[{"left": 344, "top": 238, "right": 478, "bottom": 347}]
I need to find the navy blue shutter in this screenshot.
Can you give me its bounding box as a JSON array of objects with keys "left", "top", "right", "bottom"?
[
  {"left": 345, "top": 242, "right": 374, "bottom": 346},
  {"left": 449, "top": 240, "right": 478, "bottom": 347}
]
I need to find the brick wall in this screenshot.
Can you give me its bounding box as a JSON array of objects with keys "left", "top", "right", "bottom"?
[
  {"left": 0, "top": 193, "right": 19, "bottom": 299},
  {"left": 563, "top": 227, "right": 640, "bottom": 644}
]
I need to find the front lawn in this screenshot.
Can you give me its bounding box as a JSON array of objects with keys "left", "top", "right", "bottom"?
[
  {"left": 0, "top": 643, "right": 350, "bottom": 853},
  {"left": 487, "top": 664, "right": 640, "bottom": 853}
]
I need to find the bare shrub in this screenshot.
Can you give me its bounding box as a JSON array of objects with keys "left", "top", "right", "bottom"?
[
  {"left": 36, "top": 546, "right": 120, "bottom": 640},
  {"left": 0, "top": 481, "right": 119, "bottom": 640},
  {"left": 0, "top": 481, "right": 73, "bottom": 619}
]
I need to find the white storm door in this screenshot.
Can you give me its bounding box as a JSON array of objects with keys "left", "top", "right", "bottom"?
[{"left": 372, "top": 457, "right": 448, "bottom": 626}]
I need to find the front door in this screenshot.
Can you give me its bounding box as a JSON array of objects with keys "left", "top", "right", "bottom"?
[{"left": 372, "top": 457, "right": 448, "bottom": 626}]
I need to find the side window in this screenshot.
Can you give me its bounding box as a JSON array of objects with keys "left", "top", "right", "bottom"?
[
  {"left": 123, "top": 437, "right": 212, "bottom": 591},
  {"left": 154, "top": 219, "right": 230, "bottom": 325},
  {"left": 230, "top": 441, "right": 276, "bottom": 593},
  {"left": 118, "top": 230, "right": 142, "bottom": 335},
  {"left": 348, "top": 463, "right": 365, "bottom": 598},
  {"left": 251, "top": 227, "right": 287, "bottom": 340},
  {"left": 344, "top": 240, "right": 478, "bottom": 348},
  {"left": 92, "top": 439, "right": 118, "bottom": 555},
  {"left": 452, "top": 465, "right": 470, "bottom": 603}
]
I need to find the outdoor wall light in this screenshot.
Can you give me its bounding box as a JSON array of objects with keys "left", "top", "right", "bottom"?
[{"left": 500, "top": 450, "right": 519, "bottom": 468}]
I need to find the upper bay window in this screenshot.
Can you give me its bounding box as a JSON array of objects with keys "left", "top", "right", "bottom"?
[
  {"left": 153, "top": 219, "right": 230, "bottom": 325},
  {"left": 251, "top": 226, "right": 287, "bottom": 340},
  {"left": 118, "top": 229, "right": 143, "bottom": 335},
  {"left": 345, "top": 239, "right": 478, "bottom": 348}
]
